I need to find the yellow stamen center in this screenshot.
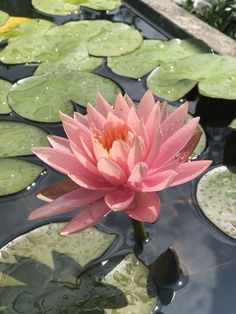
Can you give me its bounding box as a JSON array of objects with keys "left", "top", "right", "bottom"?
[{"left": 98, "top": 122, "right": 129, "bottom": 151}]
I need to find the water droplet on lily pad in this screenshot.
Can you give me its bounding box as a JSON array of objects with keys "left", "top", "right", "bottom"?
[
  {"left": 196, "top": 166, "right": 236, "bottom": 239},
  {"left": 0, "top": 121, "right": 49, "bottom": 157},
  {"left": 8, "top": 71, "right": 121, "bottom": 122},
  {"left": 0, "top": 159, "right": 44, "bottom": 196}
]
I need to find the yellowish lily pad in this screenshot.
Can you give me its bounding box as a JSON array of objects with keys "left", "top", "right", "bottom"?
[
  {"left": 0, "top": 10, "right": 9, "bottom": 26},
  {"left": 0, "top": 159, "right": 44, "bottom": 196}
]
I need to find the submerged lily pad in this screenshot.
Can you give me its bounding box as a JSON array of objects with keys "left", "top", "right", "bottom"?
[
  {"left": 148, "top": 54, "right": 236, "bottom": 101},
  {"left": 0, "top": 223, "right": 155, "bottom": 313},
  {"left": 0, "top": 10, "right": 9, "bottom": 26},
  {"left": 88, "top": 22, "right": 143, "bottom": 56},
  {"left": 8, "top": 71, "right": 121, "bottom": 122},
  {"left": 108, "top": 38, "right": 210, "bottom": 79},
  {"left": 196, "top": 166, "right": 236, "bottom": 239},
  {"left": 0, "top": 159, "right": 44, "bottom": 196},
  {"left": 0, "top": 80, "right": 12, "bottom": 114},
  {"left": 147, "top": 67, "right": 197, "bottom": 101},
  {"left": 0, "top": 121, "right": 49, "bottom": 157},
  {"left": 33, "top": 0, "right": 121, "bottom": 15}
]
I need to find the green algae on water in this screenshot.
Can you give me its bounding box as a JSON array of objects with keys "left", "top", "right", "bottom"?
[
  {"left": 0, "top": 121, "right": 49, "bottom": 157},
  {"left": 0, "top": 159, "right": 44, "bottom": 196}
]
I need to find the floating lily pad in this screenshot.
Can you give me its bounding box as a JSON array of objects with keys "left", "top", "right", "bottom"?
[
  {"left": 0, "top": 80, "right": 12, "bottom": 114},
  {"left": 88, "top": 22, "right": 143, "bottom": 56},
  {"left": 0, "top": 159, "right": 44, "bottom": 196},
  {"left": 147, "top": 67, "right": 197, "bottom": 101},
  {"left": 34, "top": 41, "right": 103, "bottom": 75},
  {"left": 0, "top": 121, "right": 49, "bottom": 157},
  {"left": 148, "top": 54, "right": 236, "bottom": 101},
  {"left": 0, "top": 10, "right": 9, "bottom": 26},
  {"left": 8, "top": 71, "right": 121, "bottom": 122},
  {"left": 108, "top": 38, "right": 210, "bottom": 79},
  {"left": 0, "top": 18, "right": 54, "bottom": 43},
  {"left": 196, "top": 166, "right": 236, "bottom": 239},
  {"left": 32, "top": 0, "right": 121, "bottom": 15},
  {"left": 0, "top": 223, "right": 155, "bottom": 313}
]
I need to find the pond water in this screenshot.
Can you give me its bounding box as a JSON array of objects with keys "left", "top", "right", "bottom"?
[{"left": 0, "top": 0, "right": 236, "bottom": 313}]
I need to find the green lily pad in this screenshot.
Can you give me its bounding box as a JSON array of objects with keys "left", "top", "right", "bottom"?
[
  {"left": 196, "top": 166, "right": 236, "bottom": 239},
  {"left": 0, "top": 121, "right": 49, "bottom": 157},
  {"left": 0, "top": 10, "right": 9, "bottom": 26},
  {"left": 0, "top": 80, "right": 12, "bottom": 114},
  {"left": 147, "top": 67, "right": 197, "bottom": 101},
  {"left": 32, "top": 0, "right": 121, "bottom": 15},
  {"left": 108, "top": 38, "right": 210, "bottom": 79},
  {"left": 88, "top": 22, "right": 143, "bottom": 56},
  {"left": 0, "top": 223, "right": 155, "bottom": 313},
  {"left": 8, "top": 71, "right": 121, "bottom": 122},
  {"left": 34, "top": 41, "right": 103, "bottom": 75},
  {"left": 0, "top": 18, "right": 54, "bottom": 43},
  {"left": 0, "top": 159, "right": 44, "bottom": 196},
  {"left": 199, "top": 75, "right": 236, "bottom": 99}
]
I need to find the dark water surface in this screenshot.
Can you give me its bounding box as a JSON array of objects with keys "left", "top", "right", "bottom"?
[{"left": 0, "top": 1, "right": 236, "bottom": 313}]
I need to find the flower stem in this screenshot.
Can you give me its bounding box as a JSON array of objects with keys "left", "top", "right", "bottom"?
[{"left": 131, "top": 219, "right": 148, "bottom": 243}]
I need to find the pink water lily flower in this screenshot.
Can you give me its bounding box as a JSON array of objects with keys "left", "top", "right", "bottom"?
[{"left": 29, "top": 91, "right": 211, "bottom": 235}]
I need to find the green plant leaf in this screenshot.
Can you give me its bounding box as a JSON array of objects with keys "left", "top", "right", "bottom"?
[
  {"left": 0, "top": 80, "right": 12, "bottom": 114},
  {"left": 8, "top": 71, "right": 121, "bottom": 122},
  {"left": 147, "top": 67, "right": 197, "bottom": 101},
  {"left": 0, "top": 10, "right": 9, "bottom": 26},
  {"left": 197, "top": 166, "right": 236, "bottom": 239},
  {"left": 88, "top": 22, "right": 143, "bottom": 56},
  {"left": 0, "top": 159, "right": 44, "bottom": 196},
  {"left": 0, "top": 121, "right": 49, "bottom": 157},
  {"left": 108, "top": 38, "right": 210, "bottom": 79},
  {"left": 147, "top": 54, "right": 236, "bottom": 100},
  {"left": 32, "top": 0, "right": 121, "bottom": 15}
]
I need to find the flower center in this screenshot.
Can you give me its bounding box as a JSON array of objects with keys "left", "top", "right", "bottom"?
[{"left": 98, "top": 122, "right": 129, "bottom": 151}]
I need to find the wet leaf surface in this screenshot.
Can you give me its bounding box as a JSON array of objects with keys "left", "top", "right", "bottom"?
[
  {"left": 8, "top": 71, "right": 121, "bottom": 122},
  {"left": 0, "top": 159, "right": 43, "bottom": 196},
  {"left": 0, "top": 80, "right": 12, "bottom": 114}
]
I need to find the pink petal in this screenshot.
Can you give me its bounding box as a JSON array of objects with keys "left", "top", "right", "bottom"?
[
  {"left": 87, "top": 103, "right": 106, "bottom": 131},
  {"left": 159, "top": 101, "right": 168, "bottom": 123},
  {"left": 29, "top": 188, "right": 105, "bottom": 219},
  {"left": 60, "top": 111, "right": 80, "bottom": 127},
  {"left": 153, "top": 117, "right": 200, "bottom": 169},
  {"left": 145, "top": 103, "right": 160, "bottom": 141},
  {"left": 32, "top": 147, "right": 85, "bottom": 175},
  {"left": 79, "top": 134, "right": 96, "bottom": 164},
  {"left": 125, "top": 192, "right": 160, "bottom": 223},
  {"left": 109, "top": 140, "right": 130, "bottom": 173},
  {"left": 124, "top": 94, "right": 134, "bottom": 108},
  {"left": 74, "top": 111, "right": 89, "bottom": 128},
  {"left": 126, "top": 107, "right": 140, "bottom": 134},
  {"left": 107, "top": 111, "right": 124, "bottom": 128},
  {"left": 62, "top": 121, "right": 90, "bottom": 148},
  {"left": 94, "top": 92, "right": 113, "bottom": 117},
  {"left": 139, "top": 170, "right": 177, "bottom": 192},
  {"left": 70, "top": 143, "right": 100, "bottom": 176},
  {"left": 128, "top": 162, "right": 149, "bottom": 185},
  {"left": 145, "top": 126, "right": 161, "bottom": 167},
  {"left": 128, "top": 136, "right": 146, "bottom": 171},
  {"left": 69, "top": 173, "right": 114, "bottom": 191},
  {"left": 97, "top": 158, "right": 127, "bottom": 185},
  {"left": 93, "top": 140, "right": 109, "bottom": 161},
  {"left": 170, "top": 160, "right": 212, "bottom": 186},
  {"left": 114, "top": 93, "right": 131, "bottom": 120},
  {"left": 160, "top": 102, "right": 188, "bottom": 143},
  {"left": 136, "top": 90, "right": 155, "bottom": 122},
  {"left": 105, "top": 187, "right": 135, "bottom": 211},
  {"left": 60, "top": 199, "right": 111, "bottom": 235},
  {"left": 47, "top": 135, "right": 72, "bottom": 154}
]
